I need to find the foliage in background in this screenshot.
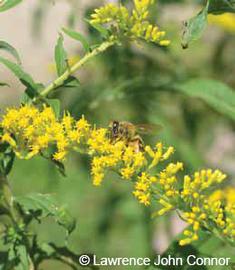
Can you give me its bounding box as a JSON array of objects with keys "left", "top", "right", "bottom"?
[{"left": 1, "top": 0, "right": 235, "bottom": 269}]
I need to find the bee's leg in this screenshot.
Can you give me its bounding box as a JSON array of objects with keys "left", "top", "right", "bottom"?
[
  {"left": 137, "top": 136, "right": 144, "bottom": 152},
  {"left": 110, "top": 135, "right": 124, "bottom": 144},
  {"left": 128, "top": 135, "right": 144, "bottom": 153}
]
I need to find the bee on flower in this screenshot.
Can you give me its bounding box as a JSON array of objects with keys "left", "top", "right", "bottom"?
[{"left": 0, "top": 105, "right": 233, "bottom": 247}]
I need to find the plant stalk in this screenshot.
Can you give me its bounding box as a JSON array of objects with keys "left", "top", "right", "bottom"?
[
  {"left": 0, "top": 174, "right": 18, "bottom": 222},
  {"left": 40, "top": 40, "right": 115, "bottom": 98}
]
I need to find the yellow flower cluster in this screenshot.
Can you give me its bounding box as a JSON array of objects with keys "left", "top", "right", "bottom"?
[
  {"left": 209, "top": 187, "right": 235, "bottom": 215},
  {"left": 208, "top": 13, "right": 235, "bottom": 34},
  {"left": 1, "top": 105, "right": 234, "bottom": 246},
  {"left": 181, "top": 169, "right": 226, "bottom": 200},
  {"left": 90, "top": 0, "right": 170, "bottom": 46},
  {"left": 179, "top": 170, "right": 227, "bottom": 246},
  {"left": 207, "top": 187, "right": 235, "bottom": 242},
  {"left": 133, "top": 172, "right": 157, "bottom": 206},
  {"left": 0, "top": 105, "right": 90, "bottom": 161}
]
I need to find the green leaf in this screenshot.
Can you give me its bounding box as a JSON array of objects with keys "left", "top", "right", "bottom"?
[
  {"left": 20, "top": 83, "right": 44, "bottom": 104},
  {"left": 39, "top": 243, "right": 55, "bottom": 257},
  {"left": 15, "top": 193, "right": 76, "bottom": 234},
  {"left": 63, "top": 27, "right": 90, "bottom": 53},
  {"left": 0, "top": 252, "right": 8, "bottom": 269},
  {"left": 88, "top": 21, "right": 109, "bottom": 39},
  {"left": 55, "top": 34, "right": 67, "bottom": 76},
  {"left": 0, "top": 56, "right": 38, "bottom": 90},
  {"left": 16, "top": 194, "right": 56, "bottom": 218},
  {"left": 15, "top": 246, "right": 29, "bottom": 270},
  {"left": 51, "top": 159, "right": 66, "bottom": 177},
  {"left": 0, "top": 0, "right": 22, "bottom": 12},
  {"left": 0, "top": 132, "right": 15, "bottom": 176},
  {"left": 56, "top": 207, "right": 76, "bottom": 234},
  {"left": 8, "top": 244, "right": 29, "bottom": 270},
  {"left": 174, "top": 79, "right": 235, "bottom": 121},
  {"left": 0, "top": 146, "right": 15, "bottom": 176},
  {"left": 52, "top": 76, "right": 80, "bottom": 94},
  {"left": 0, "top": 40, "right": 21, "bottom": 64},
  {"left": 182, "top": 2, "right": 209, "bottom": 49},
  {"left": 21, "top": 83, "right": 43, "bottom": 105},
  {"left": 46, "top": 98, "right": 61, "bottom": 118},
  {"left": 0, "top": 81, "right": 9, "bottom": 87},
  {"left": 208, "top": 0, "right": 235, "bottom": 14},
  {"left": 182, "top": 0, "right": 235, "bottom": 47},
  {"left": 63, "top": 75, "right": 80, "bottom": 88}
]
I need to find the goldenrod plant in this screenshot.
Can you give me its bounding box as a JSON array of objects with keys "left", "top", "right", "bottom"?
[
  {"left": 1, "top": 0, "right": 235, "bottom": 269},
  {"left": 1, "top": 105, "right": 233, "bottom": 248}
]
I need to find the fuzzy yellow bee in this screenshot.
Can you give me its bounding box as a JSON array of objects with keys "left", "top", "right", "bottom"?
[{"left": 109, "top": 120, "right": 162, "bottom": 152}]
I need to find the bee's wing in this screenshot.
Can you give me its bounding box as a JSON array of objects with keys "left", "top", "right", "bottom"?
[{"left": 135, "top": 123, "right": 163, "bottom": 134}]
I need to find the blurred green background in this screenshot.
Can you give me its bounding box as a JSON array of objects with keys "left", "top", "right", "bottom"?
[{"left": 1, "top": 0, "right": 235, "bottom": 269}]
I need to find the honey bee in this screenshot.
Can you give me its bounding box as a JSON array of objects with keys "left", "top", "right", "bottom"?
[{"left": 109, "top": 121, "right": 162, "bottom": 152}]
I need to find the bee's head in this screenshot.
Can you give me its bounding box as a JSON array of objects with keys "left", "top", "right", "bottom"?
[{"left": 109, "top": 120, "right": 119, "bottom": 137}]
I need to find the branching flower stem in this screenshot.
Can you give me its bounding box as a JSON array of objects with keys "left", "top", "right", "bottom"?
[{"left": 40, "top": 40, "right": 116, "bottom": 98}]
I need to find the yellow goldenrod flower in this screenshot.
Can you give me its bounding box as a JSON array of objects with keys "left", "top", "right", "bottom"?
[
  {"left": 157, "top": 199, "right": 173, "bottom": 216},
  {"left": 145, "top": 143, "right": 175, "bottom": 169},
  {"left": 208, "top": 13, "right": 235, "bottom": 34},
  {"left": 181, "top": 169, "right": 226, "bottom": 200},
  {"left": 1, "top": 133, "right": 17, "bottom": 147},
  {"left": 76, "top": 115, "right": 90, "bottom": 132},
  {"left": 133, "top": 172, "right": 156, "bottom": 205},
  {"left": 89, "top": 0, "right": 170, "bottom": 46},
  {"left": 53, "top": 150, "right": 67, "bottom": 161},
  {"left": 121, "top": 166, "right": 135, "bottom": 180}
]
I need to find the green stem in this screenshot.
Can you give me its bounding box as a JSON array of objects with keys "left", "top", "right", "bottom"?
[
  {"left": 40, "top": 40, "right": 115, "bottom": 98},
  {"left": 0, "top": 174, "right": 18, "bottom": 223}
]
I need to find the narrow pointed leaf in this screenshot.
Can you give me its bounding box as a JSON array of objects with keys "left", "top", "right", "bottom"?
[
  {"left": 87, "top": 20, "right": 109, "bottom": 39},
  {"left": 46, "top": 98, "right": 61, "bottom": 118},
  {"left": 0, "top": 0, "right": 22, "bottom": 12},
  {"left": 0, "top": 40, "right": 21, "bottom": 64},
  {"left": 55, "top": 34, "right": 68, "bottom": 76},
  {"left": 63, "top": 27, "right": 90, "bottom": 53},
  {"left": 174, "top": 79, "right": 235, "bottom": 121},
  {"left": 15, "top": 246, "right": 29, "bottom": 270},
  {"left": 0, "top": 81, "right": 9, "bottom": 87},
  {"left": 182, "top": 2, "right": 209, "bottom": 48},
  {"left": 0, "top": 56, "right": 38, "bottom": 90}
]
